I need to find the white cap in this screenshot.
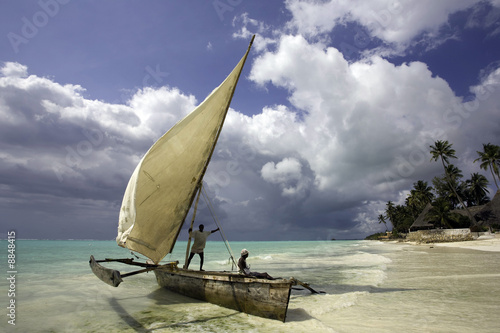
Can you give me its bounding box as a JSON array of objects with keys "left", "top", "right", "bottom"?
[{"left": 241, "top": 249, "right": 249, "bottom": 256}]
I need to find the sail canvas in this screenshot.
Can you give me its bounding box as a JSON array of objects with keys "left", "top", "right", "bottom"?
[{"left": 116, "top": 47, "right": 251, "bottom": 264}]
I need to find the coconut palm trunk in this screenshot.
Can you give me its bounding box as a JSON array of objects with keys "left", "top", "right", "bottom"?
[
  {"left": 489, "top": 166, "right": 499, "bottom": 189},
  {"left": 430, "top": 140, "right": 478, "bottom": 227}
]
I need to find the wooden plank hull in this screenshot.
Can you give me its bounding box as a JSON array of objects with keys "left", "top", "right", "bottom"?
[{"left": 154, "top": 265, "right": 293, "bottom": 322}]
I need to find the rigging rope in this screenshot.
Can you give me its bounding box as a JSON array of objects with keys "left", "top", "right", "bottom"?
[{"left": 201, "top": 185, "right": 238, "bottom": 270}]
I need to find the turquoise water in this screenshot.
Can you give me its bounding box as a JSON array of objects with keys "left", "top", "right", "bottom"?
[{"left": 1, "top": 240, "right": 499, "bottom": 332}]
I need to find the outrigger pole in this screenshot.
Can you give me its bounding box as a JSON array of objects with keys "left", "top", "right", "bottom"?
[{"left": 89, "top": 255, "right": 166, "bottom": 287}]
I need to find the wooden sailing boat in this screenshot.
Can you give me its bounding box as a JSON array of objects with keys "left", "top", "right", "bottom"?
[{"left": 90, "top": 36, "right": 319, "bottom": 322}]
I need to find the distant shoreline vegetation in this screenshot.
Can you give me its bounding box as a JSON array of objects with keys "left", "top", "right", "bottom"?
[
  {"left": 364, "top": 232, "right": 396, "bottom": 241},
  {"left": 376, "top": 141, "right": 500, "bottom": 235}
]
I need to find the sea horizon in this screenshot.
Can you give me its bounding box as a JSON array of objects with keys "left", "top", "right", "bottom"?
[{"left": 1, "top": 238, "right": 365, "bottom": 242}]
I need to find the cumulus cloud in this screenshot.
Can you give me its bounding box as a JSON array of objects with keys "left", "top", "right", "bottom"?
[
  {"left": 239, "top": 32, "right": 499, "bottom": 235},
  {"left": 2, "top": 1, "right": 500, "bottom": 240},
  {"left": 232, "top": 13, "right": 278, "bottom": 53},
  {"left": 1, "top": 62, "right": 28, "bottom": 78},
  {"left": 261, "top": 157, "right": 311, "bottom": 198},
  {"left": 2, "top": 41, "right": 500, "bottom": 239},
  {"left": 249, "top": 35, "right": 455, "bottom": 192},
  {"left": 262, "top": 157, "right": 302, "bottom": 183},
  {"left": 0, "top": 62, "right": 198, "bottom": 238},
  {"left": 284, "top": 0, "right": 484, "bottom": 52}
]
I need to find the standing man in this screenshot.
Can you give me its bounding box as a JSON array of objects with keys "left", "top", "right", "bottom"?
[{"left": 186, "top": 224, "right": 219, "bottom": 271}]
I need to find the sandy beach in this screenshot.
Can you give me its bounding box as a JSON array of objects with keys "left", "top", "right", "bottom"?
[{"left": 405, "top": 234, "right": 500, "bottom": 252}]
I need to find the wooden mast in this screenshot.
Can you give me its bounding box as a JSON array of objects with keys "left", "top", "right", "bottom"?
[
  {"left": 170, "top": 35, "right": 256, "bottom": 257},
  {"left": 183, "top": 185, "right": 203, "bottom": 268}
]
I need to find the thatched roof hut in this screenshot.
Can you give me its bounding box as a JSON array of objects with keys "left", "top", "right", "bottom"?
[
  {"left": 450, "top": 190, "right": 500, "bottom": 226},
  {"left": 410, "top": 203, "right": 434, "bottom": 231},
  {"left": 474, "top": 190, "right": 500, "bottom": 226},
  {"left": 451, "top": 205, "right": 486, "bottom": 219},
  {"left": 420, "top": 190, "right": 500, "bottom": 229}
]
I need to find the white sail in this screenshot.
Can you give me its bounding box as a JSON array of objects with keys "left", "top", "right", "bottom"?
[{"left": 116, "top": 38, "right": 253, "bottom": 264}]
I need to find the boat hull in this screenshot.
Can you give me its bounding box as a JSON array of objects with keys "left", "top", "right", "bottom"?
[{"left": 154, "top": 265, "right": 293, "bottom": 322}]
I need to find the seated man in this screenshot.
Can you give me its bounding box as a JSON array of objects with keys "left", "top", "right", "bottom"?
[{"left": 237, "top": 248, "right": 276, "bottom": 280}]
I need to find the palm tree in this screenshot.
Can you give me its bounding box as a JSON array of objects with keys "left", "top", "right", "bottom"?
[
  {"left": 474, "top": 143, "right": 500, "bottom": 190},
  {"left": 378, "top": 214, "right": 388, "bottom": 232},
  {"left": 430, "top": 140, "right": 477, "bottom": 226},
  {"left": 406, "top": 181, "right": 433, "bottom": 219},
  {"left": 445, "top": 164, "right": 465, "bottom": 208},
  {"left": 394, "top": 204, "right": 414, "bottom": 233},
  {"left": 405, "top": 193, "right": 419, "bottom": 219},
  {"left": 385, "top": 201, "right": 396, "bottom": 229},
  {"left": 445, "top": 164, "right": 463, "bottom": 181},
  {"left": 466, "top": 173, "right": 490, "bottom": 206},
  {"left": 426, "top": 197, "right": 457, "bottom": 229},
  {"left": 412, "top": 180, "right": 434, "bottom": 206},
  {"left": 432, "top": 175, "right": 452, "bottom": 202}
]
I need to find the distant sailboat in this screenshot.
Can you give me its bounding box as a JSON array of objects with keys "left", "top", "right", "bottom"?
[{"left": 90, "top": 36, "right": 320, "bottom": 322}]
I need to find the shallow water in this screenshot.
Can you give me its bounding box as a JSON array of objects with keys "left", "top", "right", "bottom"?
[{"left": 1, "top": 240, "right": 499, "bottom": 332}]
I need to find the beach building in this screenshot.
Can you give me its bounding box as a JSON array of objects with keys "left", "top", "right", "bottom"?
[
  {"left": 409, "top": 203, "right": 434, "bottom": 231},
  {"left": 410, "top": 190, "right": 500, "bottom": 231},
  {"left": 408, "top": 191, "right": 500, "bottom": 243},
  {"left": 470, "top": 190, "right": 500, "bottom": 227}
]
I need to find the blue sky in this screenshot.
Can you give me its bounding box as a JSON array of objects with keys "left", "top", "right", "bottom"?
[
  {"left": 2, "top": 1, "right": 291, "bottom": 111},
  {"left": 1, "top": 0, "right": 500, "bottom": 242}
]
